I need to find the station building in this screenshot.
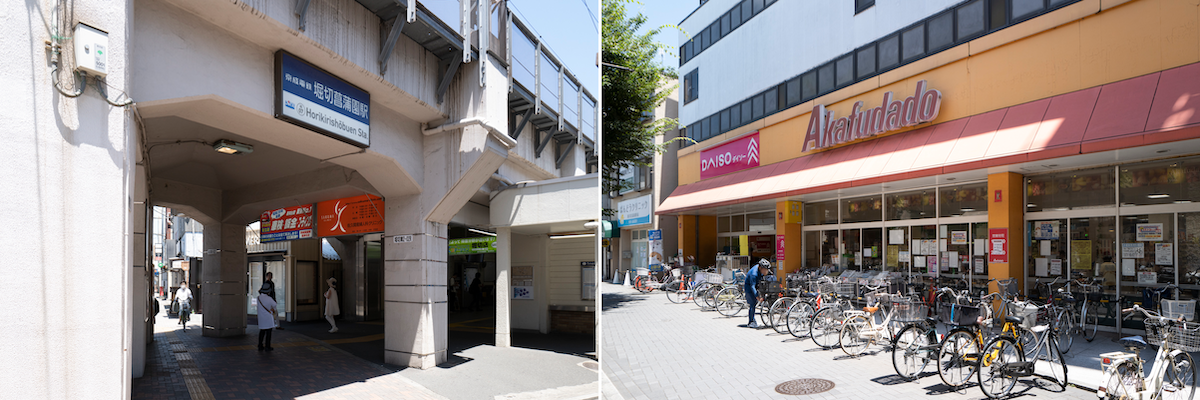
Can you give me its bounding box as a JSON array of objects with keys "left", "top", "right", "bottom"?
[
  {"left": 662, "top": 0, "right": 1200, "bottom": 335},
  {"left": 5, "top": 0, "right": 597, "bottom": 396}
]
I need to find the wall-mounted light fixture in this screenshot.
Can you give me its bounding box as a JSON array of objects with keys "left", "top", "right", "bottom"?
[
  {"left": 213, "top": 139, "right": 253, "bottom": 155},
  {"left": 468, "top": 228, "right": 496, "bottom": 237}
]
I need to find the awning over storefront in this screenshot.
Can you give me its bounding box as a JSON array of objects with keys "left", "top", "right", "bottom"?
[{"left": 659, "top": 62, "right": 1200, "bottom": 215}]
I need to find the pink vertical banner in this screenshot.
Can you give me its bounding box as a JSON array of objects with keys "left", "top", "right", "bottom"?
[
  {"left": 776, "top": 235, "right": 786, "bottom": 261},
  {"left": 699, "top": 132, "right": 760, "bottom": 180}
]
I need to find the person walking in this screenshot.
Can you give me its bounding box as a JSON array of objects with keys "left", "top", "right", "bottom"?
[
  {"left": 324, "top": 277, "right": 340, "bottom": 333},
  {"left": 257, "top": 283, "right": 278, "bottom": 351},
  {"left": 739, "top": 259, "right": 769, "bottom": 329},
  {"left": 175, "top": 281, "right": 193, "bottom": 330},
  {"left": 469, "top": 272, "right": 484, "bottom": 311}
]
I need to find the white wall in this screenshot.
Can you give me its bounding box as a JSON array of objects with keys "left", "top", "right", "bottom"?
[
  {"left": 509, "top": 233, "right": 544, "bottom": 331},
  {"left": 678, "top": 0, "right": 962, "bottom": 125},
  {"left": 2, "top": 0, "right": 135, "bottom": 397},
  {"left": 547, "top": 236, "right": 593, "bottom": 308}
]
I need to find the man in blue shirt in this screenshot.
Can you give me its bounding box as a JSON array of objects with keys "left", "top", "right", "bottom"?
[{"left": 739, "top": 259, "right": 770, "bottom": 328}]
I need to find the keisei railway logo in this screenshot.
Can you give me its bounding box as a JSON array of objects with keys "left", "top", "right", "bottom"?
[{"left": 285, "top": 100, "right": 296, "bottom": 109}]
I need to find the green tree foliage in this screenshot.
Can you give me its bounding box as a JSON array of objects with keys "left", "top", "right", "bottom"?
[{"left": 602, "top": 0, "right": 680, "bottom": 196}]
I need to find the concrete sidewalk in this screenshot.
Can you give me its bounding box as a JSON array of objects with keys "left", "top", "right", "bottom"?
[{"left": 135, "top": 303, "right": 598, "bottom": 400}]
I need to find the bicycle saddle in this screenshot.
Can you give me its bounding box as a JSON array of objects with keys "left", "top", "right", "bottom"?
[
  {"left": 1119, "top": 336, "right": 1149, "bottom": 352},
  {"left": 1004, "top": 315, "right": 1024, "bottom": 326},
  {"left": 863, "top": 306, "right": 880, "bottom": 314}
]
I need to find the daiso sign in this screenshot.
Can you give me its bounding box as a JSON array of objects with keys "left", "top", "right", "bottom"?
[{"left": 700, "top": 132, "right": 760, "bottom": 179}]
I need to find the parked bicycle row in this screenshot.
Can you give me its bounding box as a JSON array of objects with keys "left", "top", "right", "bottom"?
[{"left": 636, "top": 259, "right": 1199, "bottom": 400}]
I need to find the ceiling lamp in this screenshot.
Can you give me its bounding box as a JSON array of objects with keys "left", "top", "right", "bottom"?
[{"left": 213, "top": 139, "right": 253, "bottom": 155}]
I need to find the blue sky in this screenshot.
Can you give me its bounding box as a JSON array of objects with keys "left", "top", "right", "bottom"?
[{"left": 628, "top": 1, "right": 697, "bottom": 72}]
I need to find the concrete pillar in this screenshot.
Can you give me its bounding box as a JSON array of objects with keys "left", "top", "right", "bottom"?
[
  {"left": 775, "top": 201, "right": 804, "bottom": 275},
  {"left": 677, "top": 215, "right": 718, "bottom": 268},
  {"left": 383, "top": 195, "right": 447, "bottom": 369},
  {"left": 336, "top": 237, "right": 364, "bottom": 321},
  {"left": 988, "top": 172, "right": 1026, "bottom": 294},
  {"left": 495, "top": 226, "right": 512, "bottom": 347},
  {"left": 201, "top": 223, "right": 248, "bottom": 337}
]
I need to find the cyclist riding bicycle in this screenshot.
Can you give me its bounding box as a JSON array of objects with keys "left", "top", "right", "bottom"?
[{"left": 740, "top": 259, "right": 770, "bottom": 329}]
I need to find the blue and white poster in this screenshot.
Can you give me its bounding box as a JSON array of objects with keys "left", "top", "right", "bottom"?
[
  {"left": 617, "top": 195, "right": 652, "bottom": 227},
  {"left": 648, "top": 230, "right": 663, "bottom": 272},
  {"left": 275, "top": 50, "right": 371, "bottom": 147}
]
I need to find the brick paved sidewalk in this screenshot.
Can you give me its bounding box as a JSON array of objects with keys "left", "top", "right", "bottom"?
[{"left": 600, "top": 283, "right": 1103, "bottom": 400}]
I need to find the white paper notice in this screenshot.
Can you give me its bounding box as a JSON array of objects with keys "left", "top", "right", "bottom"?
[
  {"left": 948, "top": 251, "right": 959, "bottom": 269},
  {"left": 975, "top": 239, "right": 986, "bottom": 255},
  {"left": 1156, "top": 243, "right": 1173, "bottom": 265},
  {"left": 911, "top": 240, "right": 921, "bottom": 256},
  {"left": 1138, "top": 271, "right": 1157, "bottom": 284},
  {"left": 855, "top": 252, "right": 863, "bottom": 266},
  {"left": 974, "top": 258, "right": 985, "bottom": 274},
  {"left": 899, "top": 251, "right": 911, "bottom": 263},
  {"left": 1035, "top": 258, "right": 1049, "bottom": 277},
  {"left": 1050, "top": 259, "right": 1062, "bottom": 276},
  {"left": 1122, "top": 243, "right": 1145, "bottom": 259},
  {"left": 864, "top": 248, "right": 872, "bottom": 257},
  {"left": 890, "top": 229, "right": 904, "bottom": 245},
  {"left": 940, "top": 225, "right": 948, "bottom": 238},
  {"left": 1040, "top": 240, "right": 1052, "bottom": 256},
  {"left": 1122, "top": 259, "right": 1136, "bottom": 276},
  {"left": 940, "top": 239, "right": 948, "bottom": 252},
  {"left": 915, "top": 256, "right": 926, "bottom": 268}
]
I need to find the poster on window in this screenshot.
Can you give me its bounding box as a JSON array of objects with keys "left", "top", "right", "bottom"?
[
  {"left": 928, "top": 256, "right": 939, "bottom": 276},
  {"left": 974, "top": 257, "right": 985, "bottom": 274},
  {"left": 1138, "top": 271, "right": 1157, "bottom": 284},
  {"left": 889, "top": 229, "right": 905, "bottom": 245},
  {"left": 1050, "top": 259, "right": 1063, "bottom": 276},
  {"left": 1156, "top": 243, "right": 1174, "bottom": 265},
  {"left": 951, "top": 231, "right": 968, "bottom": 245},
  {"left": 1032, "top": 221, "right": 1060, "bottom": 240},
  {"left": 1070, "top": 240, "right": 1092, "bottom": 269},
  {"left": 1137, "top": 223, "right": 1164, "bottom": 242},
  {"left": 1122, "top": 243, "right": 1145, "bottom": 259}
]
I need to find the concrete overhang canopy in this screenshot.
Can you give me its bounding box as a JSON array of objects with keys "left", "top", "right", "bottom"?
[{"left": 490, "top": 174, "right": 598, "bottom": 235}]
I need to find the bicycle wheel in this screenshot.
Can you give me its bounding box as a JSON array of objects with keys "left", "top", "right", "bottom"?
[
  {"left": 715, "top": 287, "right": 744, "bottom": 317},
  {"left": 938, "top": 329, "right": 980, "bottom": 388},
  {"left": 978, "top": 335, "right": 1022, "bottom": 399},
  {"left": 811, "top": 306, "right": 844, "bottom": 349},
  {"left": 1055, "top": 309, "right": 1074, "bottom": 354},
  {"left": 632, "top": 276, "right": 647, "bottom": 293},
  {"left": 703, "top": 285, "right": 723, "bottom": 309},
  {"left": 1083, "top": 304, "right": 1099, "bottom": 342},
  {"left": 786, "top": 301, "right": 816, "bottom": 338},
  {"left": 1035, "top": 331, "right": 1068, "bottom": 391},
  {"left": 692, "top": 282, "right": 713, "bottom": 308},
  {"left": 1100, "top": 361, "right": 1141, "bottom": 400},
  {"left": 840, "top": 315, "right": 872, "bottom": 356},
  {"left": 893, "top": 323, "right": 933, "bottom": 381},
  {"left": 1017, "top": 325, "right": 1038, "bottom": 360},
  {"left": 1159, "top": 351, "right": 1197, "bottom": 400},
  {"left": 769, "top": 297, "right": 795, "bottom": 334}
]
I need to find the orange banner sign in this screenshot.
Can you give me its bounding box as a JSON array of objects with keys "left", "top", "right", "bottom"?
[{"left": 317, "top": 194, "right": 384, "bottom": 237}]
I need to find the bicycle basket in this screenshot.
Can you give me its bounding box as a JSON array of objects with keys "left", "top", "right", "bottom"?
[
  {"left": 835, "top": 282, "right": 857, "bottom": 298},
  {"left": 1006, "top": 302, "right": 1039, "bottom": 329},
  {"left": 938, "top": 303, "right": 983, "bottom": 326},
  {"left": 1082, "top": 284, "right": 1105, "bottom": 302},
  {"left": 892, "top": 299, "right": 930, "bottom": 322},
  {"left": 1145, "top": 319, "right": 1200, "bottom": 352},
  {"left": 812, "top": 281, "right": 835, "bottom": 295},
  {"left": 996, "top": 279, "right": 1019, "bottom": 298},
  {"left": 1162, "top": 300, "right": 1197, "bottom": 322}
]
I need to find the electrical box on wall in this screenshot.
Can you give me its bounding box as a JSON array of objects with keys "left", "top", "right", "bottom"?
[{"left": 74, "top": 23, "right": 108, "bottom": 77}]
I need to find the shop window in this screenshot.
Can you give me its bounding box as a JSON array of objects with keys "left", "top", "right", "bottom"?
[
  {"left": 885, "top": 189, "right": 937, "bottom": 221},
  {"left": 927, "top": 11, "right": 954, "bottom": 52},
  {"left": 956, "top": 0, "right": 985, "bottom": 41},
  {"left": 732, "top": 214, "right": 746, "bottom": 232},
  {"left": 1027, "top": 219, "right": 1069, "bottom": 299},
  {"left": 747, "top": 212, "right": 774, "bottom": 232},
  {"left": 1118, "top": 214, "right": 1176, "bottom": 329},
  {"left": 803, "top": 200, "right": 839, "bottom": 226},
  {"left": 820, "top": 230, "right": 839, "bottom": 268},
  {"left": 1026, "top": 167, "right": 1116, "bottom": 212},
  {"left": 862, "top": 228, "right": 884, "bottom": 271},
  {"left": 938, "top": 183, "right": 988, "bottom": 217},
  {"left": 1050, "top": 0, "right": 1072, "bottom": 6},
  {"left": 1012, "top": 0, "right": 1045, "bottom": 21},
  {"left": 718, "top": 216, "right": 732, "bottom": 233},
  {"left": 1177, "top": 213, "right": 1200, "bottom": 317},
  {"left": 804, "top": 231, "right": 820, "bottom": 268},
  {"left": 841, "top": 195, "right": 883, "bottom": 223},
  {"left": 884, "top": 226, "right": 910, "bottom": 273},
  {"left": 971, "top": 222, "right": 989, "bottom": 289},
  {"left": 835, "top": 55, "right": 854, "bottom": 88},
  {"left": 856, "top": 44, "right": 876, "bottom": 80},
  {"left": 1119, "top": 157, "right": 1200, "bottom": 206},
  {"left": 1072, "top": 217, "right": 1119, "bottom": 327},
  {"left": 842, "top": 229, "right": 862, "bottom": 270},
  {"left": 817, "top": 62, "right": 835, "bottom": 95},
  {"left": 942, "top": 223, "right": 972, "bottom": 276},
  {"left": 901, "top": 24, "right": 925, "bottom": 62}
]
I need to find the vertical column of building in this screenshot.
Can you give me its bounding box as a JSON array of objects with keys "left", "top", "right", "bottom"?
[
  {"left": 201, "top": 223, "right": 249, "bottom": 337},
  {"left": 987, "top": 172, "right": 1026, "bottom": 293},
  {"left": 775, "top": 201, "right": 803, "bottom": 275},
  {"left": 676, "top": 215, "right": 718, "bottom": 268},
  {"left": 495, "top": 226, "right": 512, "bottom": 347},
  {"left": 383, "top": 196, "right": 448, "bottom": 369}
]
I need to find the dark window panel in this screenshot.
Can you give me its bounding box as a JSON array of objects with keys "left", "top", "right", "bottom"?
[
  {"left": 989, "top": 0, "right": 1007, "bottom": 30},
  {"left": 692, "top": 70, "right": 699, "bottom": 102},
  {"left": 1050, "top": 0, "right": 1073, "bottom": 6},
  {"left": 786, "top": 77, "right": 801, "bottom": 106},
  {"left": 835, "top": 55, "right": 854, "bottom": 87},
  {"left": 818, "top": 62, "right": 835, "bottom": 95},
  {"left": 765, "top": 87, "right": 778, "bottom": 114},
  {"left": 878, "top": 34, "right": 900, "bottom": 70},
  {"left": 731, "top": 5, "right": 742, "bottom": 30},
  {"left": 753, "top": 0, "right": 764, "bottom": 15},
  {"left": 1012, "top": 0, "right": 1045, "bottom": 20},
  {"left": 721, "top": 13, "right": 730, "bottom": 37},
  {"left": 741, "top": 1, "right": 752, "bottom": 23},
  {"left": 856, "top": 44, "right": 876, "bottom": 79},
  {"left": 721, "top": 109, "right": 732, "bottom": 131},
  {"left": 901, "top": 24, "right": 925, "bottom": 61},
  {"left": 927, "top": 11, "right": 954, "bottom": 52},
  {"left": 752, "top": 94, "right": 764, "bottom": 120},
  {"left": 729, "top": 105, "right": 741, "bottom": 128},
  {"left": 741, "top": 100, "right": 752, "bottom": 126},
  {"left": 766, "top": 0, "right": 777, "bottom": 6},
  {"left": 855, "top": 0, "right": 875, "bottom": 14},
  {"left": 801, "top": 71, "right": 817, "bottom": 100},
  {"left": 957, "top": 0, "right": 985, "bottom": 41}
]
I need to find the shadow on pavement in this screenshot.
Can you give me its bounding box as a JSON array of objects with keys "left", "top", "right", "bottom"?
[{"left": 602, "top": 291, "right": 648, "bottom": 312}]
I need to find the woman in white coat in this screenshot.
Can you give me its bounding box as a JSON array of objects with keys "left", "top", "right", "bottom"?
[{"left": 325, "top": 277, "right": 340, "bottom": 333}]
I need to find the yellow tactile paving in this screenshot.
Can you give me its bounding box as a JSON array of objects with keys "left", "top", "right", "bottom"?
[{"left": 165, "top": 331, "right": 216, "bottom": 400}]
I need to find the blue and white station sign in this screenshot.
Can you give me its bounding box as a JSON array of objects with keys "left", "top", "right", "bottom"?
[{"left": 275, "top": 50, "right": 370, "bottom": 147}]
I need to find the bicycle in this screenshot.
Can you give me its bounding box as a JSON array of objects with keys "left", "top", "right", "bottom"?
[
  {"left": 839, "top": 290, "right": 907, "bottom": 356},
  {"left": 1097, "top": 303, "right": 1198, "bottom": 400},
  {"left": 778, "top": 277, "right": 834, "bottom": 337},
  {"left": 809, "top": 281, "right": 860, "bottom": 348},
  {"left": 891, "top": 301, "right": 938, "bottom": 381},
  {"left": 976, "top": 301, "right": 1068, "bottom": 398}
]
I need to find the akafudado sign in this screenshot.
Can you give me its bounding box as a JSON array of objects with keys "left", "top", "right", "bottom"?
[
  {"left": 803, "top": 80, "right": 942, "bottom": 153},
  {"left": 700, "top": 132, "right": 760, "bottom": 180}
]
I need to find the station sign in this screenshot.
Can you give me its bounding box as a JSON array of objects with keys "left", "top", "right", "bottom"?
[
  {"left": 802, "top": 80, "right": 942, "bottom": 153},
  {"left": 317, "top": 194, "right": 384, "bottom": 237},
  {"left": 449, "top": 237, "right": 497, "bottom": 255},
  {"left": 260, "top": 204, "right": 314, "bottom": 243},
  {"left": 700, "top": 132, "right": 760, "bottom": 180},
  {"left": 275, "top": 50, "right": 371, "bottom": 147}
]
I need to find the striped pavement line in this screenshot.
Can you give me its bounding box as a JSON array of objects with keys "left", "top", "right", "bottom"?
[{"left": 166, "top": 331, "right": 215, "bottom": 400}]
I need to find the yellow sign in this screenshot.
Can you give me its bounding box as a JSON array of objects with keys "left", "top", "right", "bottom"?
[
  {"left": 739, "top": 235, "right": 750, "bottom": 256},
  {"left": 1071, "top": 240, "right": 1092, "bottom": 270},
  {"left": 782, "top": 201, "right": 802, "bottom": 224}
]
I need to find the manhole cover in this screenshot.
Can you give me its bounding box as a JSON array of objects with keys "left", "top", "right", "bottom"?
[
  {"left": 775, "top": 379, "right": 835, "bottom": 395},
  {"left": 579, "top": 361, "right": 599, "bottom": 371}
]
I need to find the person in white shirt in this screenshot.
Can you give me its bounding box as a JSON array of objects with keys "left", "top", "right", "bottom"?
[
  {"left": 175, "top": 282, "right": 193, "bottom": 330},
  {"left": 324, "top": 278, "right": 340, "bottom": 333},
  {"left": 257, "top": 284, "right": 278, "bottom": 351}
]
